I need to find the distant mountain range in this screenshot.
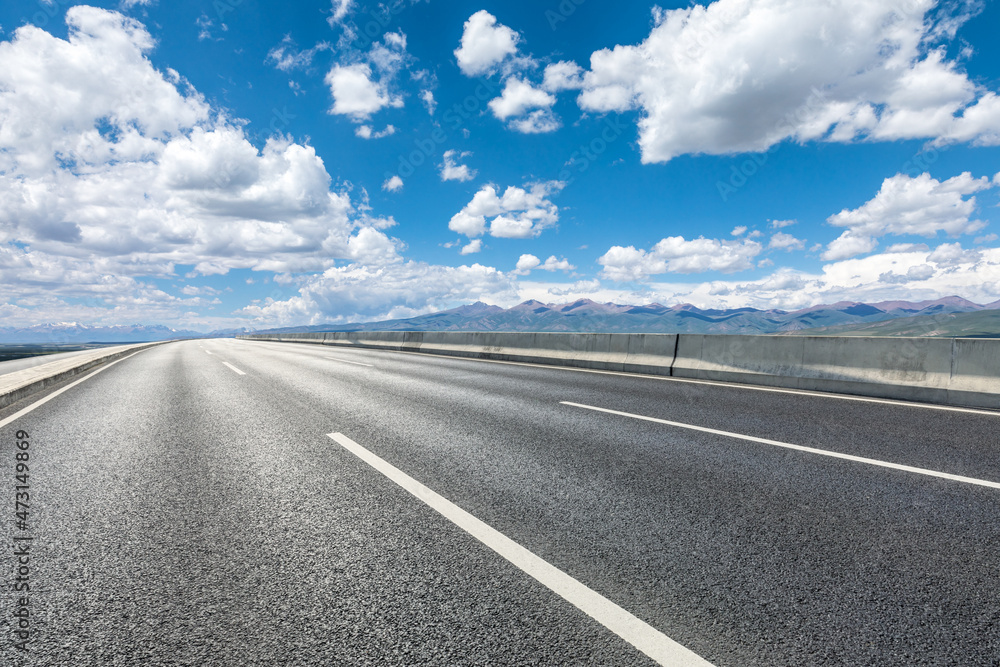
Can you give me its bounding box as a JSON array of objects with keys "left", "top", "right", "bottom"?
[
  {"left": 4, "top": 296, "right": 998, "bottom": 344},
  {"left": 253, "top": 295, "right": 1000, "bottom": 337}
]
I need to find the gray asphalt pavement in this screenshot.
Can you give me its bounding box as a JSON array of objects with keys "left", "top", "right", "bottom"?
[{"left": 1, "top": 338, "right": 998, "bottom": 666}]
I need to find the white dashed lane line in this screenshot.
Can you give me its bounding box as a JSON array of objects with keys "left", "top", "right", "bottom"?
[
  {"left": 324, "top": 356, "right": 373, "bottom": 367},
  {"left": 561, "top": 401, "right": 1000, "bottom": 490},
  {"left": 327, "top": 431, "right": 715, "bottom": 667}
]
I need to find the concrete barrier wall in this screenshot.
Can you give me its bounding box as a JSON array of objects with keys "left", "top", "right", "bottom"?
[
  {"left": 254, "top": 330, "right": 679, "bottom": 375},
  {"left": 950, "top": 338, "right": 1000, "bottom": 404},
  {"left": 240, "top": 332, "right": 1000, "bottom": 409},
  {"left": 0, "top": 341, "right": 171, "bottom": 411},
  {"left": 671, "top": 335, "right": 955, "bottom": 403}
]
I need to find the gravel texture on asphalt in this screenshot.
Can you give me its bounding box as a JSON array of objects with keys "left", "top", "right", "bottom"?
[{"left": 1, "top": 338, "right": 998, "bottom": 666}]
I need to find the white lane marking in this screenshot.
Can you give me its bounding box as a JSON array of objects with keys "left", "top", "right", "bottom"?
[
  {"left": 243, "top": 340, "right": 999, "bottom": 418},
  {"left": 0, "top": 350, "right": 151, "bottom": 430},
  {"left": 561, "top": 401, "right": 1000, "bottom": 490},
  {"left": 205, "top": 350, "right": 214, "bottom": 355},
  {"left": 324, "top": 356, "right": 373, "bottom": 367},
  {"left": 222, "top": 362, "right": 246, "bottom": 376},
  {"left": 327, "top": 432, "right": 714, "bottom": 667}
]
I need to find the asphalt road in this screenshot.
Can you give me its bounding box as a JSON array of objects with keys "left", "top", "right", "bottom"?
[{"left": 1, "top": 338, "right": 998, "bottom": 666}]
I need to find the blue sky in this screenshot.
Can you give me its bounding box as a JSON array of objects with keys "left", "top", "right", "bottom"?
[{"left": 1, "top": 0, "right": 999, "bottom": 331}]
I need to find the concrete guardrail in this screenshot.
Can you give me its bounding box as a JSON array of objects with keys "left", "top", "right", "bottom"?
[
  {"left": 240, "top": 331, "right": 1000, "bottom": 410},
  {"left": 241, "top": 331, "right": 679, "bottom": 374},
  {"left": 671, "top": 334, "right": 999, "bottom": 408},
  {"left": 0, "top": 342, "right": 170, "bottom": 411}
]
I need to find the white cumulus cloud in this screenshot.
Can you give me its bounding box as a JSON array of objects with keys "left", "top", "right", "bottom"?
[
  {"left": 325, "top": 63, "right": 401, "bottom": 120},
  {"left": 575, "top": 0, "right": 1000, "bottom": 163},
  {"left": 514, "top": 254, "right": 541, "bottom": 274},
  {"left": 448, "top": 181, "right": 564, "bottom": 240},
  {"left": 459, "top": 239, "right": 483, "bottom": 255},
  {"left": 510, "top": 110, "right": 561, "bottom": 134},
  {"left": 822, "top": 234, "right": 880, "bottom": 262},
  {"left": 927, "top": 242, "right": 982, "bottom": 267},
  {"left": 488, "top": 78, "right": 555, "bottom": 120},
  {"left": 542, "top": 61, "right": 584, "bottom": 92},
  {"left": 440, "top": 150, "right": 477, "bottom": 182},
  {"left": 769, "top": 232, "right": 805, "bottom": 251},
  {"left": 0, "top": 6, "right": 407, "bottom": 325},
  {"left": 604, "top": 246, "right": 1000, "bottom": 313},
  {"left": 355, "top": 124, "right": 396, "bottom": 139},
  {"left": 382, "top": 175, "right": 403, "bottom": 192},
  {"left": 238, "top": 261, "right": 517, "bottom": 326},
  {"left": 598, "top": 236, "right": 764, "bottom": 281},
  {"left": 454, "top": 10, "right": 520, "bottom": 77},
  {"left": 514, "top": 254, "right": 575, "bottom": 275},
  {"left": 822, "top": 172, "right": 993, "bottom": 260}
]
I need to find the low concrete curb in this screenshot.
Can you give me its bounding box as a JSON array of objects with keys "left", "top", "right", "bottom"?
[
  {"left": 240, "top": 331, "right": 1000, "bottom": 410},
  {"left": 0, "top": 342, "right": 170, "bottom": 411}
]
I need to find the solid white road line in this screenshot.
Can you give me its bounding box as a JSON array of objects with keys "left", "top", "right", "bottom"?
[
  {"left": 245, "top": 340, "right": 1000, "bottom": 417},
  {"left": 324, "top": 356, "right": 373, "bottom": 367},
  {"left": 327, "top": 431, "right": 714, "bottom": 667},
  {"left": 561, "top": 401, "right": 1000, "bottom": 490},
  {"left": 222, "top": 362, "right": 246, "bottom": 376},
  {"left": 0, "top": 351, "right": 149, "bottom": 429}
]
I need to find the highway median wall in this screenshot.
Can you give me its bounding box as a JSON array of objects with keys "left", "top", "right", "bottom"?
[
  {"left": 671, "top": 334, "right": 999, "bottom": 408},
  {"left": 242, "top": 331, "right": 680, "bottom": 375},
  {"left": 240, "top": 331, "right": 1000, "bottom": 410}
]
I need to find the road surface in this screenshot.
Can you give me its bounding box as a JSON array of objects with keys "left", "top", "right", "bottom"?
[{"left": 1, "top": 338, "right": 998, "bottom": 665}]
